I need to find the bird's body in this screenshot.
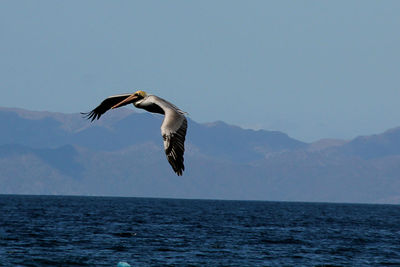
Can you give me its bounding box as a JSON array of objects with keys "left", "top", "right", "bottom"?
[{"left": 83, "top": 91, "right": 187, "bottom": 176}]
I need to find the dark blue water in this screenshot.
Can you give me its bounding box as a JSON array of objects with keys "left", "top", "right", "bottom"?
[{"left": 1, "top": 195, "right": 400, "bottom": 266}]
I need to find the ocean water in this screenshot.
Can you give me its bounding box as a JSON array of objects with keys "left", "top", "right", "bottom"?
[{"left": 0, "top": 195, "right": 400, "bottom": 266}]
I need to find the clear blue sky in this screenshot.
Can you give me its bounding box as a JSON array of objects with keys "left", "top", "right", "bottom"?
[{"left": 1, "top": 1, "right": 399, "bottom": 142}]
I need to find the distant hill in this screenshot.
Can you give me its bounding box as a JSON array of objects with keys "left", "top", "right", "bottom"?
[
  {"left": 337, "top": 127, "right": 400, "bottom": 159},
  {"left": 0, "top": 107, "right": 306, "bottom": 158},
  {"left": 1, "top": 107, "right": 400, "bottom": 204}
]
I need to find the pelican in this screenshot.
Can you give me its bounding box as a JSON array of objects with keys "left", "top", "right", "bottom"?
[{"left": 82, "top": 91, "right": 187, "bottom": 176}]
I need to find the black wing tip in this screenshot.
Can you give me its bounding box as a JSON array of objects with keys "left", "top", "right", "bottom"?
[
  {"left": 81, "top": 112, "right": 90, "bottom": 118},
  {"left": 167, "top": 153, "right": 185, "bottom": 176},
  {"left": 173, "top": 162, "right": 185, "bottom": 176},
  {"left": 175, "top": 169, "right": 184, "bottom": 176},
  {"left": 81, "top": 111, "right": 100, "bottom": 122}
]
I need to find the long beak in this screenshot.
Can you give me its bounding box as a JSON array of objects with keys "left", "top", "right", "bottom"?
[{"left": 112, "top": 94, "right": 139, "bottom": 109}]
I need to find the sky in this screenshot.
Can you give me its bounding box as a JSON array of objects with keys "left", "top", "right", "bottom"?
[{"left": 1, "top": 1, "right": 399, "bottom": 142}]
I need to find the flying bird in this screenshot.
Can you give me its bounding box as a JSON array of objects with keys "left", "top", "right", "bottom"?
[{"left": 82, "top": 91, "right": 187, "bottom": 176}]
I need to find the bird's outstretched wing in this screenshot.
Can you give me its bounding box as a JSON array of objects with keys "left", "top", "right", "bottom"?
[
  {"left": 162, "top": 116, "right": 187, "bottom": 176},
  {"left": 81, "top": 94, "right": 132, "bottom": 121}
]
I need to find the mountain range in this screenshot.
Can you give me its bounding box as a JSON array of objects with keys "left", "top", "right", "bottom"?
[{"left": 1, "top": 107, "right": 400, "bottom": 204}]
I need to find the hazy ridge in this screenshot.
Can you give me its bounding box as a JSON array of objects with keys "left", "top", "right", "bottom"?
[{"left": 1, "top": 107, "right": 400, "bottom": 204}]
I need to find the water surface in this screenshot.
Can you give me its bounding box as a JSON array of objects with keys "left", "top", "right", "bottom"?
[{"left": 1, "top": 195, "right": 399, "bottom": 266}]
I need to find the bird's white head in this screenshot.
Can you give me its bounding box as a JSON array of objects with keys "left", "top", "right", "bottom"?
[
  {"left": 111, "top": 90, "right": 148, "bottom": 109},
  {"left": 134, "top": 90, "right": 147, "bottom": 98}
]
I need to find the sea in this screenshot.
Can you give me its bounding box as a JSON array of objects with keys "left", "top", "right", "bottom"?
[{"left": 0, "top": 195, "right": 400, "bottom": 266}]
